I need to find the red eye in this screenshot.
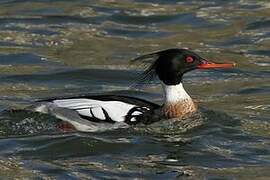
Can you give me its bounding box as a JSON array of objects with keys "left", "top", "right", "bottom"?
[{"left": 186, "top": 56, "right": 194, "bottom": 63}]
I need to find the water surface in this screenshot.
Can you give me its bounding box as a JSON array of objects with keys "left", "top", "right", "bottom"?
[{"left": 0, "top": 0, "right": 270, "bottom": 179}]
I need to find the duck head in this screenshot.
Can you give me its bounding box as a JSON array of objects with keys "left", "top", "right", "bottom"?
[{"left": 152, "top": 48, "right": 235, "bottom": 85}]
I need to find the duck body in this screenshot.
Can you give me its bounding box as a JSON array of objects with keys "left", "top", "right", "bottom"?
[
  {"left": 35, "top": 95, "right": 160, "bottom": 126},
  {"left": 33, "top": 48, "right": 234, "bottom": 132},
  {"left": 34, "top": 82, "right": 197, "bottom": 131}
]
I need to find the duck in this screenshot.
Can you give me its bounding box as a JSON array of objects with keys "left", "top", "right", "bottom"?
[{"left": 33, "top": 48, "right": 235, "bottom": 132}]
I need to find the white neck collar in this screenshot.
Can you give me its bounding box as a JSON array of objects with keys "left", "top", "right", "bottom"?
[{"left": 162, "top": 82, "right": 191, "bottom": 103}]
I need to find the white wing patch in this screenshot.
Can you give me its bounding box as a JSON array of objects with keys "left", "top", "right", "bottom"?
[{"left": 52, "top": 98, "right": 137, "bottom": 122}]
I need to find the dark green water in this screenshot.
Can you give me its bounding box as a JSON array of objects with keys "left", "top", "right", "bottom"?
[{"left": 0, "top": 0, "right": 269, "bottom": 179}]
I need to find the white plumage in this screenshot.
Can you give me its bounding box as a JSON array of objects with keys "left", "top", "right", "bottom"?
[
  {"left": 162, "top": 82, "right": 191, "bottom": 103},
  {"left": 52, "top": 98, "right": 137, "bottom": 122}
]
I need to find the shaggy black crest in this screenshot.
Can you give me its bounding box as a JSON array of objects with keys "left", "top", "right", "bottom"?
[{"left": 131, "top": 48, "right": 204, "bottom": 87}]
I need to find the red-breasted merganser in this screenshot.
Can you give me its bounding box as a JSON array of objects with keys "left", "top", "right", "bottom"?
[{"left": 34, "top": 48, "right": 235, "bottom": 132}]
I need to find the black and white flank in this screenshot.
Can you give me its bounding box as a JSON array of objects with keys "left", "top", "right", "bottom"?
[{"left": 34, "top": 95, "right": 159, "bottom": 132}]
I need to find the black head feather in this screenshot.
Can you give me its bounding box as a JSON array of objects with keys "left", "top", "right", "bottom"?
[{"left": 131, "top": 48, "right": 205, "bottom": 87}]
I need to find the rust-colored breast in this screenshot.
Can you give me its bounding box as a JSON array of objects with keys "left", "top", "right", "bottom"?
[{"left": 161, "top": 99, "right": 197, "bottom": 119}]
